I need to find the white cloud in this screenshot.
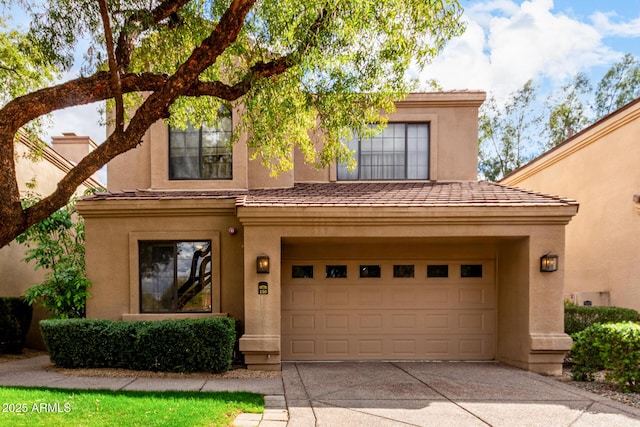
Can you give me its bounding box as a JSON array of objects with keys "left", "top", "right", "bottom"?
[
  {"left": 419, "top": 19, "right": 490, "bottom": 91},
  {"left": 591, "top": 12, "right": 640, "bottom": 37},
  {"left": 421, "top": 0, "right": 620, "bottom": 102}
]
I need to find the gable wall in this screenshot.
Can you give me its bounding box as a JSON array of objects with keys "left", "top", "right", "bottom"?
[{"left": 502, "top": 101, "right": 640, "bottom": 311}]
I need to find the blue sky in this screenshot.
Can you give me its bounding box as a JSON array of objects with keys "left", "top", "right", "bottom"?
[
  {"left": 421, "top": 0, "right": 640, "bottom": 102},
  {"left": 5, "top": 0, "right": 640, "bottom": 145}
]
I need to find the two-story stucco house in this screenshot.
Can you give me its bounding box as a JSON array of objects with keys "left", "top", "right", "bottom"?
[
  {"left": 77, "top": 92, "right": 578, "bottom": 375},
  {"left": 502, "top": 97, "right": 640, "bottom": 312}
]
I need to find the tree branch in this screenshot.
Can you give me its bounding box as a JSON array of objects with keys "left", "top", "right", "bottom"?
[
  {"left": 98, "top": 0, "right": 124, "bottom": 132},
  {"left": 0, "top": 0, "right": 334, "bottom": 248},
  {"left": 115, "top": 0, "right": 191, "bottom": 72}
]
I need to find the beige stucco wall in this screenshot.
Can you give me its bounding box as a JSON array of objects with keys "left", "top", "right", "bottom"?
[
  {"left": 79, "top": 199, "right": 245, "bottom": 325},
  {"left": 1, "top": 136, "right": 102, "bottom": 348},
  {"left": 502, "top": 100, "right": 640, "bottom": 312},
  {"left": 237, "top": 205, "right": 575, "bottom": 374},
  {"left": 79, "top": 195, "right": 576, "bottom": 374},
  {"left": 390, "top": 92, "right": 483, "bottom": 181},
  {"left": 107, "top": 92, "right": 485, "bottom": 191}
]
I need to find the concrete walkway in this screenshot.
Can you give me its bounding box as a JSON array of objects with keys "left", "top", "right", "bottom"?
[
  {"left": 283, "top": 361, "right": 640, "bottom": 426},
  {"left": 2, "top": 357, "right": 640, "bottom": 426}
]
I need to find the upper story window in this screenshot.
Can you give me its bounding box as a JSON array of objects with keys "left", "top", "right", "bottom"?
[
  {"left": 169, "top": 105, "right": 232, "bottom": 180},
  {"left": 337, "top": 123, "right": 429, "bottom": 180}
]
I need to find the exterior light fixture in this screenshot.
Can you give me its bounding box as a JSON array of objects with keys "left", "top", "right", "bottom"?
[
  {"left": 540, "top": 254, "right": 558, "bottom": 272},
  {"left": 256, "top": 255, "right": 270, "bottom": 274}
]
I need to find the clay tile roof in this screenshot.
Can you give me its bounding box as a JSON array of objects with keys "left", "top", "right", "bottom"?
[
  {"left": 82, "top": 182, "right": 576, "bottom": 208},
  {"left": 238, "top": 181, "right": 576, "bottom": 207}
]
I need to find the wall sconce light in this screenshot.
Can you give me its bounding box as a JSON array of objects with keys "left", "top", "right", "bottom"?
[
  {"left": 540, "top": 253, "right": 558, "bottom": 272},
  {"left": 256, "top": 255, "right": 270, "bottom": 274}
]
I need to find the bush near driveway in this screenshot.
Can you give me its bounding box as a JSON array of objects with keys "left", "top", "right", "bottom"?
[
  {"left": 564, "top": 304, "right": 638, "bottom": 335},
  {"left": 570, "top": 322, "right": 640, "bottom": 392},
  {"left": 40, "top": 317, "right": 235, "bottom": 373}
]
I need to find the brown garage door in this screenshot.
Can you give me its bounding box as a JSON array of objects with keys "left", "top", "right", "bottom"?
[{"left": 281, "top": 260, "right": 495, "bottom": 360}]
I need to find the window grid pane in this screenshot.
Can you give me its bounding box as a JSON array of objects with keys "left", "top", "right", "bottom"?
[
  {"left": 338, "top": 123, "right": 429, "bottom": 180},
  {"left": 169, "top": 106, "right": 233, "bottom": 180}
]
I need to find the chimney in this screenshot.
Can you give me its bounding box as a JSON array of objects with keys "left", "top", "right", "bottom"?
[{"left": 51, "top": 132, "right": 98, "bottom": 165}]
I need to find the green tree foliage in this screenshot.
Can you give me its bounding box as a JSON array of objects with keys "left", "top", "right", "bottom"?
[
  {"left": 0, "top": 0, "right": 465, "bottom": 248},
  {"left": 480, "top": 54, "right": 640, "bottom": 180},
  {"left": 595, "top": 53, "right": 640, "bottom": 117},
  {"left": 478, "top": 80, "right": 541, "bottom": 181},
  {"left": 0, "top": 18, "right": 58, "bottom": 149},
  {"left": 544, "top": 72, "right": 592, "bottom": 149},
  {"left": 16, "top": 194, "right": 90, "bottom": 319},
  {"left": 0, "top": 18, "right": 58, "bottom": 106}
]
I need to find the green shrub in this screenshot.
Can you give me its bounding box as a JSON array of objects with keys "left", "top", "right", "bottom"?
[
  {"left": 570, "top": 322, "right": 640, "bottom": 392},
  {"left": 189, "top": 318, "right": 236, "bottom": 372},
  {"left": 0, "top": 297, "right": 33, "bottom": 354},
  {"left": 41, "top": 317, "right": 235, "bottom": 373},
  {"left": 134, "top": 320, "right": 197, "bottom": 372},
  {"left": 564, "top": 305, "right": 638, "bottom": 335},
  {"left": 17, "top": 194, "right": 91, "bottom": 319}
]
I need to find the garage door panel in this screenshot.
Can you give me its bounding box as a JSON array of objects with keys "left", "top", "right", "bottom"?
[
  {"left": 289, "top": 288, "right": 315, "bottom": 306},
  {"left": 424, "top": 288, "right": 450, "bottom": 304},
  {"left": 283, "top": 310, "right": 495, "bottom": 335},
  {"left": 358, "top": 289, "right": 384, "bottom": 306},
  {"left": 458, "top": 287, "right": 496, "bottom": 308},
  {"left": 325, "top": 289, "right": 350, "bottom": 305},
  {"left": 283, "top": 334, "right": 496, "bottom": 360},
  {"left": 282, "top": 259, "right": 495, "bottom": 361},
  {"left": 284, "top": 284, "right": 494, "bottom": 310}
]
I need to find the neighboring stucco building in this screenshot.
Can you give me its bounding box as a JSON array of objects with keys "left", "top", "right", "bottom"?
[
  {"left": 1, "top": 132, "right": 102, "bottom": 348},
  {"left": 78, "top": 92, "right": 578, "bottom": 375},
  {"left": 502, "top": 98, "right": 640, "bottom": 312}
]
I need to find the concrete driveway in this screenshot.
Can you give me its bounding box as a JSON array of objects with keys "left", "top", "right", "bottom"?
[{"left": 282, "top": 361, "right": 640, "bottom": 426}]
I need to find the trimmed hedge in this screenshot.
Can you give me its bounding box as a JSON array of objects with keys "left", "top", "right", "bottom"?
[
  {"left": 40, "top": 317, "right": 235, "bottom": 373},
  {"left": 565, "top": 305, "right": 638, "bottom": 335},
  {"left": 0, "top": 297, "right": 33, "bottom": 354},
  {"left": 570, "top": 322, "right": 640, "bottom": 392}
]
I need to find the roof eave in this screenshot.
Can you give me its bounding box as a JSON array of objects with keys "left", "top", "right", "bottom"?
[{"left": 236, "top": 204, "right": 579, "bottom": 226}]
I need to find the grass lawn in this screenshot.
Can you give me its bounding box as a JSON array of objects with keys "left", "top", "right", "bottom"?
[{"left": 0, "top": 386, "right": 263, "bottom": 426}]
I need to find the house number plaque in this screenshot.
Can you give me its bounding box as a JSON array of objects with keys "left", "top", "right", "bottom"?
[{"left": 258, "top": 281, "right": 268, "bottom": 295}]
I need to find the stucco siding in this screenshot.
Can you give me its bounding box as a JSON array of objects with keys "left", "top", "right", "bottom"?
[
  {"left": 503, "top": 100, "right": 640, "bottom": 312},
  {"left": 80, "top": 199, "right": 245, "bottom": 323}
]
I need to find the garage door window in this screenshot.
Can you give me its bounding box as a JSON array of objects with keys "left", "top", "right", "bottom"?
[
  {"left": 359, "top": 265, "right": 381, "bottom": 278},
  {"left": 326, "top": 265, "right": 347, "bottom": 278},
  {"left": 393, "top": 265, "right": 415, "bottom": 278},
  {"left": 292, "top": 265, "right": 314, "bottom": 279},
  {"left": 427, "top": 265, "right": 449, "bottom": 278},
  {"left": 461, "top": 264, "right": 483, "bottom": 278}
]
